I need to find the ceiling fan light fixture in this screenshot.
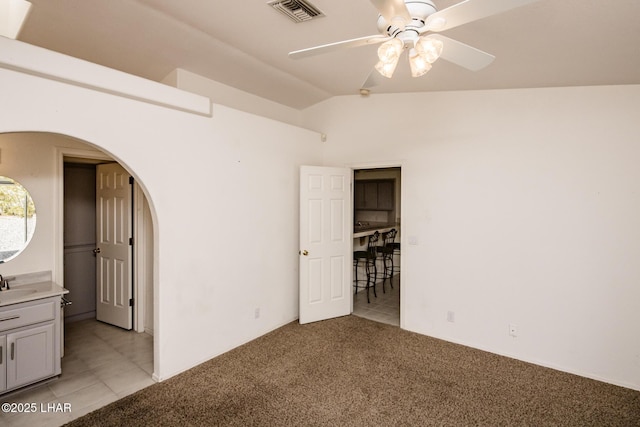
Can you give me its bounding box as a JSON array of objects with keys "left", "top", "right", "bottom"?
[
  {"left": 377, "top": 38, "right": 404, "bottom": 64},
  {"left": 409, "top": 48, "right": 432, "bottom": 78},
  {"left": 415, "top": 36, "right": 444, "bottom": 64},
  {"left": 375, "top": 56, "right": 400, "bottom": 79}
]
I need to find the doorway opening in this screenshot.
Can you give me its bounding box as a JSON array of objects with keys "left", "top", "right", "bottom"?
[
  {"left": 352, "top": 166, "right": 401, "bottom": 327},
  {"left": 59, "top": 146, "right": 155, "bottom": 392},
  {"left": 0, "top": 132, "right": 156, "bottom": 409},
  {"left": 63, "top": 161, "right": 100, "bottom": 323},
  {"left": 62, "top": 157, "right": 154, "bottom": 331}
]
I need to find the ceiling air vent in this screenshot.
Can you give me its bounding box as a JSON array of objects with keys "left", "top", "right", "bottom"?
[{"left": 268, "top": 0, "right": 325, "bottom": 23}]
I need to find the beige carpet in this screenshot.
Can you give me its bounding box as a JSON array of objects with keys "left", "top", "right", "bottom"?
[{"left": 65, "top": 315, "right": 639, "bottom": 426}]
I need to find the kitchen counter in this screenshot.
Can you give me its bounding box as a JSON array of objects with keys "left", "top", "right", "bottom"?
[
  {"left": 353, "top": 224, "right": 400, "bottom": 250},
  {"left": 0, "top": 281, "right": 68, "bottom": 307},
  {"left": 353, "top": 223, "right": 398, "bottom": 239}
]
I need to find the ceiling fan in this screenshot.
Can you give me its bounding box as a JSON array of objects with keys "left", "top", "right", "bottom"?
[{"left": 289, "top": 0, "right": 540, "bottom": 88}]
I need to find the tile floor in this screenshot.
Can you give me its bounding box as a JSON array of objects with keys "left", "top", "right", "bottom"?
[
  {"left": 353, "top": 273, "right": 400, "bottom": 326},
  {"left": 0, "top": 319, "right": 154, "bottom": 427}
]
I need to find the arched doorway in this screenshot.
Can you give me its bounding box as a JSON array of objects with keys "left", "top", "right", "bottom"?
[{"left": 0, "top": 132, "right": 157, "bottom": 405}]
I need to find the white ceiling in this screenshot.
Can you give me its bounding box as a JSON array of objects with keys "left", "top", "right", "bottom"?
[{"left": 18, "top": 0, "right": 640, "bottom": 109}]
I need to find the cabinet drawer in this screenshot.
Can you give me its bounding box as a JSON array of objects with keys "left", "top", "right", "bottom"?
[{"left": 0, "top": 301, "right": 56, "bottom": 332}]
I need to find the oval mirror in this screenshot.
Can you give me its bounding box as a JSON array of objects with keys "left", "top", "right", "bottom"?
[{"left": 0, "top": 176, "right": 36, "bottom": 263}]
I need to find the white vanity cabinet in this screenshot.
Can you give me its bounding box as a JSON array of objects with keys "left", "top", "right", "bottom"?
[{"left": 0, "top": 296, "right": 61, "bottom": 394}]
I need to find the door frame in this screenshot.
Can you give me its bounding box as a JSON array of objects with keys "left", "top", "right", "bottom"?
[
  {"left": 349, "top": 160, "right": 404, "bottom": 329},
  {"left": 54, "top": 146, "right": 151, "bottom": 333}
]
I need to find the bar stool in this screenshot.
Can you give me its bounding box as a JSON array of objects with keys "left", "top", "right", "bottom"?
[
  {"left": 376, "top": 229, "right": 395, "bottom": 293},
  {"left": 353, "top": 231, "right": 379, "bottom": 303},
  {"left": 386, "top": 228, "right": 400, "bottom": 277}
]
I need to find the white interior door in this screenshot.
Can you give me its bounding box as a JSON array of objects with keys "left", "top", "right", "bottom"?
[
  {"left": 299, "top": 165, "right": 352, "bottom": 324},
  {"left": 96, "top": 163, "right": 132, "bottom": 330}
]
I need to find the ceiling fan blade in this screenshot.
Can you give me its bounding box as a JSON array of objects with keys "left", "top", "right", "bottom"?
[
  {"left": 289, "top": 35, "right": 390, "bottom": 60},
  {"left": 370, "top": 0, "right": 412, "bottom": 26},
  {"left": 427, "top": 34, "right": 495, "bottom": 71},
  {"left": 424, "top": 0, "right": 540, "bottom": 33}
]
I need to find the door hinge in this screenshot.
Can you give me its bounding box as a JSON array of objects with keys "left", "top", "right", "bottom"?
[
  {"left": 129, "top": 237, "right": 134, "bottom": 246},
  {"left": 129, "top": 298, "right": 134, "bottom": 307}
]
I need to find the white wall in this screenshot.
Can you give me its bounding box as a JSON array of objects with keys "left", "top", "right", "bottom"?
[
  {"left": 304, "top": 85, "right": 640, "bottom": 391},
  {"left": 0, "top": 42, "right": 324, "bottom": 381},
  {"left": 141, "top": 194, "right": 154, "bottom": 335}
]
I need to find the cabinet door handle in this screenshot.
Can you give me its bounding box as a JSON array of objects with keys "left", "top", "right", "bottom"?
[
  {"left": 0, "top": 315, "right": 20, "bottom": 322},
  {"left": 11, "top": 342, "right": 14, "bottom": 360},
  {"left": 0, "top": 345, "right": 3, "bottom": 364}
]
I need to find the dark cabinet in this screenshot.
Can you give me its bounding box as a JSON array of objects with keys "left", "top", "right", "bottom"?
[
  {"left": 376, "top": 181, "right": 394, "bottom": 210},
  {"left": 355, "top": 181, "right": 378, "bottom": 209},
  {"left": 354, "top": 179, "right": 394, "bottom": 211}
]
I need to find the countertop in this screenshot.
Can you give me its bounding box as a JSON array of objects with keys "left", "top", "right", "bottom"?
[
  {"left": 0, "top": 281, "right": 69, "bottom": 307},
  {"left": 353, "top": 223, "right": 399, "bottom": 238}
]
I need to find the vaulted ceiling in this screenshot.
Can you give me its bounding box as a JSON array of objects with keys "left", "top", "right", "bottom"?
[{"left": 17, "top": 0, "right": 640, "bottom": 109}]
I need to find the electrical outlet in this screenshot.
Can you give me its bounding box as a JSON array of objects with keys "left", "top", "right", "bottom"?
[
  {"left": 509, "top": 324, "right": 518, "bottom": 337},
  {"left": 254, "top": 308, "right": 260, "bottom": 319},
  {"left": 447, "top": 311, "right": 455, "bottom": 323}
]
